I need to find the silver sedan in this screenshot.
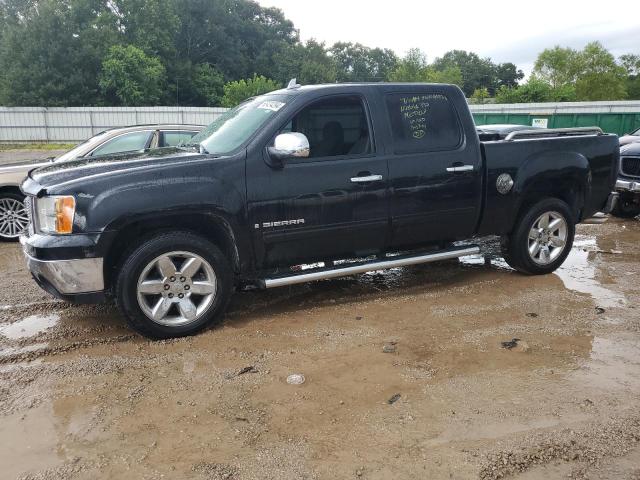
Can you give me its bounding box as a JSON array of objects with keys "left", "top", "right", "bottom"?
[{"left": 0, "top": 124, "right": 202, "bottom": 240}]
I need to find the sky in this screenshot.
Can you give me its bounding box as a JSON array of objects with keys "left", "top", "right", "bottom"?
[{"left": 256, "top": 0, "right": 640, "bottom": 75}]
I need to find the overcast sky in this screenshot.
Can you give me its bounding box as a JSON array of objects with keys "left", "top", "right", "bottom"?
[{"left": 257, "top": 0, "right": 639, "bottom": 75}]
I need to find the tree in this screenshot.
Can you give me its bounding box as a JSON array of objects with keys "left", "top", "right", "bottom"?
[
  {"left": 620, "top": 54, "right": 640, "bottom": 100},
  {"left": 387, "top": 48, "right": 429, "bottom": 82},
  {"left": 0, "top": 0, "right": 120, "bottom": 106},
  {"left": 330, "top": 42, "right": 397, "bottom": 82},
  {"left": 494, "top": 62, "right": 524, "bottom": 89},
  {"left": 495, "top": 76, "right": 576, "bottom": 104},
  {"left": 533, "top": 46, "right": 582, "bottom": 89},
  {"left": 471, "top": 87, "right": 490, "bottom": 104},
  {"left": 99, "top": 45, "right": 167, "bottom": 106},
  {"left": 575, "top": 42, "right": 626, "bottom": 100},
  {"left": 221, "top": 75, "right": 280, "bottom": 107},
  {"left": 192, "top": 63, "right": 225, "bottom": 106},
  {"left": 432, "top": 50, "right": 497, "bottom": 96}
]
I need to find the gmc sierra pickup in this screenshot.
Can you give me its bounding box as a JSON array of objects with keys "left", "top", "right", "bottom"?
[{"left": 20, "top": 82, "right": 620, "bottom": 339}]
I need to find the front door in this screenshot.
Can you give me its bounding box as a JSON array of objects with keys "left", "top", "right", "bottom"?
[
  {"left": 247, "top": 94, "right": 389, "bottom": 269},
  {"left": 382, "top": 89, "right": 483, "bottom": 248}
]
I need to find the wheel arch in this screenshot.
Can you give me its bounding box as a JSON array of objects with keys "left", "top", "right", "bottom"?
[
  {"left": 0, "top": 185, "right": 25, "bottom": 197},
  {"left": 102, "top": 211, "right": 244, "bottom": 291},
  {"left": 510, "top": 151, "right": 590, "bottom": 230}
]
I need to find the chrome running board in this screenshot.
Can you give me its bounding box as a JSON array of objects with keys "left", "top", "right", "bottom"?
[{"left": 259, "top": 245, "right": 480, "bottom": 289}]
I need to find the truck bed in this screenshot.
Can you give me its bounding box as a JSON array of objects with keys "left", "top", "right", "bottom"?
[{"left": 476, "top": 130, "right": 619, "bottom": 236}]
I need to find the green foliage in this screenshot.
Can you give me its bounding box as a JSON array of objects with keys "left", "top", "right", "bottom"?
[
  {"left": 387, "top": 49, "right": 463, "bottom": 87},
  {"left": 471, "top": 88, "right": 490, "bottom": 104},
  {"left": 221, "top": 75, "right": 280, "bottom": 108},
  {"left": 331, "top": 42, "right": 398, "bottom": 82},
  {"left": 192, "top": 64, "right": 225, "bottom": 106},
  {"left": 0, "top": 0, "right": 637, "bottom": 106},
  {"left": 575, "top": 42, "right": 627, "bottom": 101},
  {"left": 297, "top": 40, "right": 337, "bottom": 85},
  {"left": 431, "top": 50, "right": 522, "bottom": 96},
  {"left": 495, "top": 77, "right": 577, "bottom": 104},
  {"left": 533, "top": 46, "right": 582, "bottom": 88},
  {"left": 0, "top": 0, "right": 120, "bottom": 106},
  {"left": 387, "top": 48, "right": 429, "bottom": 82},
  {"left": 99, "top": 45, "right": 167, "bottom": 106}
]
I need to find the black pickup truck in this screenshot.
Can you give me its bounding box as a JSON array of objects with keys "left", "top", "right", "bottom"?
[{"left": 20, "top": 82, "right": 619, "bottom": 338}]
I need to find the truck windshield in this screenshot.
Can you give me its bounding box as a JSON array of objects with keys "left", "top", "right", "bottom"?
[{"left": 190, "top": 94, "right": 287, "bottom": 155}]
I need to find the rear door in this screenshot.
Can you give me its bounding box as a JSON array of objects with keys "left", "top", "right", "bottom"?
[
  {"left": 247, "top": 93, "right": 390, "bottom": 268},
  {"left": 382, "top": 87, "right": 483, "bottom": 247}
]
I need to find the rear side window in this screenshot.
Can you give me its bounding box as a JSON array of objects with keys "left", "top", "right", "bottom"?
[
  {"left": 160, "top": 130, "right": 198, "bottom": 147},
  {"left": 385, "top": 93, "right": 462, "bottom": 154},
  {"left": 90, "top": 131, "right": 152, "bottom": 156}
]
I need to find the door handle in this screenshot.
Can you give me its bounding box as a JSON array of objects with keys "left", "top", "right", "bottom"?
[
  {"left": 350, "top": 174, "right": 383, "bottom": 183},
  {"left": 446, "top": 165, "right": 474, "bottom": 173}
]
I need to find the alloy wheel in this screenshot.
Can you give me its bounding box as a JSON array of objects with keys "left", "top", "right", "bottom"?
[
  {"left": 0, "top": 197, "right": 28, "bottom": 239},
  {"left": 527, "top": 211, "right": 568, "bottom": 265},
  {"left": 136, "top": 251, "right": 218, "bottom": 326}
]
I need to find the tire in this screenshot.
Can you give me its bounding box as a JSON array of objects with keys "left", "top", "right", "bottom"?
[
  {"left": 610, "top": 194, "right": 640, "bottom": 218},
  {"left": 0, "top": 191, "right": 28, "bottom": 242},
  {"left": 501, "top": 198, "right": 575, "bottom": 275},
  {"left": 115, "top": 231, "right": 233, "bottom": 339}
]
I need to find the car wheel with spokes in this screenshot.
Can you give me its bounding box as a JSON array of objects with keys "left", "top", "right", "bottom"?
[
  {"left": 116, "top": 231, "right": 233, "bottom": 339},
  {"left": 501, "top": 198, "right": 575, "bottom": 275},
  {"left": 0, "top": 192, "right": 28, "bottom": 241}
]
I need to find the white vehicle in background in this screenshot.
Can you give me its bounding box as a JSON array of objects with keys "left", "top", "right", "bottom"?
[{"left": 0, "top": 124, "right": 202, "bottom": 240}]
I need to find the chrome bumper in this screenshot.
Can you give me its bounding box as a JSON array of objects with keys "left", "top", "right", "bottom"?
[
  {"left": 21, "top": 237, "right": 104, "bottom": 294},
  {"left": 616, "top": 179, "right": 640, "bottom": 192}
]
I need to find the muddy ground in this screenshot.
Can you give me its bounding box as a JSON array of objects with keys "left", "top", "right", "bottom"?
[{"left": 1, "top": 218, "right": 639, "bottom": 480}]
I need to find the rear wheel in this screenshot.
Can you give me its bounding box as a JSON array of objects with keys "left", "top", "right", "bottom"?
[
  {"left": 0, "top": 192, "right": 28, "bottom": 241},
  {"left": 501, "top": 198, "right": 575, "bottom": 275},
  {"left": 115, "top": 231, "right": 233, "bottom": 339},
  {"left": 610, "top": 193, "right": 640, "bottom": 218}
]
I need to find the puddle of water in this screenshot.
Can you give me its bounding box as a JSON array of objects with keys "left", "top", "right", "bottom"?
[
  {"left": 573, "top": 336, "right": 640, "bottom": 390},
  {"left": 0, "top": 403, "right": 64, "bottom": 478},
  {"left": 459, "top": 254, "right": 510, "bottom": 270},
  {"left": 0, "top": 313, "right": 60, "bottom": 340},
  {"left": 554, "top": 237, "right": 626, "bottom": 309}
]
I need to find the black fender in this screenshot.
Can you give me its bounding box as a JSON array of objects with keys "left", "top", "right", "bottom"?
[{"left": 511, "top": 149, "right": 590, "bottom": 226}]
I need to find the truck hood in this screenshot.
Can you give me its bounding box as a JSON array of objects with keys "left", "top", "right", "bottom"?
[{"left": 25, "top": 147, "right": 203, "bottom": 194}]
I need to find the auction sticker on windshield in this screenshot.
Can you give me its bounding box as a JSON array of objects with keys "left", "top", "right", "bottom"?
[{"left": 258, "top": 101, "right": 286, "bottom": 112}]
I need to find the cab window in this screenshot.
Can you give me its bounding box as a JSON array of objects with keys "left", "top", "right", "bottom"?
[
  {"left": 90, "top": 131, "right": 152, "bottom": 156},
  {"left": 284, "top": 95, "right": 372, "bottom": 158}
]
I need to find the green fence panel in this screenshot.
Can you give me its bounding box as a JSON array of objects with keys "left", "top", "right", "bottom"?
[{"left": 474, "top": 112, "right": 640, "bottom": 136}]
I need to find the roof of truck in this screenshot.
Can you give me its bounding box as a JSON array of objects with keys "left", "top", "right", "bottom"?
[{"left": 268, "top": 82, "right": 462, "bottom": 97}]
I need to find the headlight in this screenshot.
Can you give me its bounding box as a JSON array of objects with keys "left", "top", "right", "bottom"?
[{"left": 35, "top": 196, "right": 76, "bottom": 234}]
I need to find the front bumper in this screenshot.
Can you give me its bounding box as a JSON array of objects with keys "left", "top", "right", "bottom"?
[
  {"left": 602, "top": 191, "right": 619, "bottom": 214},
  {"left": 615, "top": 179, "right": 640, "bottom": 193},
  {"left": 20, "top": 236, "right": 106, "bottom": 303}
]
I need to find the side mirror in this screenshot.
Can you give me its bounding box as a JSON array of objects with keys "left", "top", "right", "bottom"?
[{"left": 267, "top": 132, "right": 310, "bottom": 167}]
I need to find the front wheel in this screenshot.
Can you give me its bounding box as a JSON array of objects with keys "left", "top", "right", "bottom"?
[
  {"left": 115, "top": 231, "right": 233, "bottom": 339},
  {"left": 0, "top": 191, "right": 28, "bottom": 241},
  {"left": 501, "top": 198, "right": 575, "bottom": 275}
]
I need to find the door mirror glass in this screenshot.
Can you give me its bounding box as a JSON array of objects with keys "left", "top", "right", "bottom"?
[{"left": 268, "top": 132, "right": 310, "bottom": 164}]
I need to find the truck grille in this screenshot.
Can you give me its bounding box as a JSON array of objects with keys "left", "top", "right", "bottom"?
[{"left": 621, "top": 156, "right": 640, "bottom": 178}]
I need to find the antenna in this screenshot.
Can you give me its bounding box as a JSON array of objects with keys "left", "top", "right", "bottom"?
[{"left": 287, "top": 78, "right": 301, "bottom": 89}]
